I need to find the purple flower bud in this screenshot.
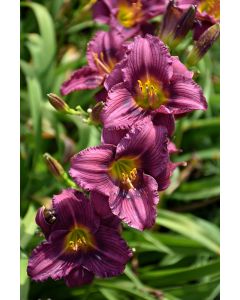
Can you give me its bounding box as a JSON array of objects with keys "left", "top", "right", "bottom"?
[
  {"left": 90, "top": 101, "right": 105, "bottom": 125},
  {"left": 187, "top": 23, "right": 220, "bottom": 65},
  {"left": 160, "top": 1, "right": 196, "bottom": 47},
  {"left": 43, "top": 153, "right": 65, "bottom": 178},
  {"left": 47, "top": 93, "right": 69, "bottom": 112}
]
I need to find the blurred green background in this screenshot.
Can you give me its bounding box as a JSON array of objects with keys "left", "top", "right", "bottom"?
[{"left": 20, "top": 1, "right": 220, "bottom": 299}]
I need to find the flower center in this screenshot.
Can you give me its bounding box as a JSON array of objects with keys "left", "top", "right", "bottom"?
[
  {"left": 65, "top": 226, "right": 95, "bottom": 252},
  {"left": 198, "top": 0, "right": 220, "bottom": 20},
  {"left": 92, "top": 52, "right": 116, "bottom": 74},
  {"left": 136, "top": 77, "right": 168, "bottom": 110},
  {"left": 117, "top": 0, "right": 143, "bottom": 28},
  {"left": 109, "top": 157, "right": 140, "bottom": 190}
]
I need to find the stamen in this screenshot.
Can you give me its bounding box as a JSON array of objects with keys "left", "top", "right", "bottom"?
[
  {"left": 121, "top": 167, "right": 137, "bottom": 189},
  {"left": 92, "top": 52, "right": 111, "bottom": 74},
  {"left": 66, "top": 227, "right": 94, "bottom": 252},
  {"left": 136, "top": 78, "right": 168, "bottom": 109}
]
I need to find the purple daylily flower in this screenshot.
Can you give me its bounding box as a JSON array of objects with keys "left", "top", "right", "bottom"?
[
  {"left": 60, "top": 29, "right": 125, "bottom": 95},
  {"left": 101, "top": 34, "right": 206, "bottom": 130},
  {"left": 28, "top": 189, "right": 131, "bottom": 287},
  {"left": 70, "top": 119, "right": 175, "bottom": 230},
  {"left": 92, "top": 0, "right": 167, "bottom": 38}
]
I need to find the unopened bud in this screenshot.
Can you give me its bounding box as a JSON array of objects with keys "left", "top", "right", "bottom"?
[
  {"left": 160, "top": 0, "right": 182, "bottom": 45},
  {"left": 175, "top": 5, "right": 196, "bottom": 41},
  {"left": 47, "top": 93, "right": 70, "bottom": 112},
  {"left": 43, "top": 153, "right": 65, "bottom": 178},
  {"left": 90, "top": 101, "right": 104, "bottom": 124},
  {"left": 187, "top": 23, "right": 220, "bottom": 65}
]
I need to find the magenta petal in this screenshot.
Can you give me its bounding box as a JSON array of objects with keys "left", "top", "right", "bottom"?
[
  {"left": 102, "top": 83, "right": 148, "bottom": 130},
  {"left": 123, "top": 34, "right": 173, "bottom": 89},
  {"left": 35, "top": 207, "right": 52, "bottom": 239},
  {"left": 109, "top": 174, "right": 159, "bottom": 230},
  {"left": 83, "top": 225, "right": 132, "bottom": 277},
  {"left": 167, "top": 75, "right": 207, "bottom": 114},
  {"left": 60, "top": 67, "right": 104, "bottom": 95},
  {"left": 155, "top": 161, "right": 185, "bottom": 191},
  {"left": 27, "top": 230, "right": 74, "bottom": 282},
  {"left": 91, "top": 191, "right": 120, "bottom": 229},
  {"left": 69, "top": 145, "right": 116, "bottom": 196},
  {"left": 104, "top": 58, "right": 127, "bottom": 91},
  {"left": 64, "top": 267, "right": 94, "bottom": 288},
  {"left": 52, "top": 189, "right": 100, "bottom": 233},
  {"left": 172, "top": 56, "right": 193, "bottom": 79},
  {"left": 168, "top": 141, "right": 181, "bottom": 154},
  {"left": 101, "top": 127, "right": 128, "bottom": 146},
  {"left": 177, "top": 0, "right": 199, "bottom": 10},
  {"left": 116, "top": 119, "right": 170, "bottom": 181},
  {"left": 142, "top": 0, "right": 167, "bottom": 18},
  {"left": 152, "top": 113, "right": 175, "bottom": 137},
  {"left": 92, "top": 0, "right": 112, "bottom": 24}
]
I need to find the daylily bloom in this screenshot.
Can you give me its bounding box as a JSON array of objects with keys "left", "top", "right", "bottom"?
[
  {"left": 60, "top": 29, "right": 125, "bottom": 95},
  {"left": 92, "top": 0, "right": 167, "bottom": 37},
  {"left": 28, "top": 189, "right": 131, "bottom": 287},
  {"left": 101, "top": 34, "right": 207, "bottom": 130},
  {"left": 70, "top": 119, "right": 175, "bottom": 230}
]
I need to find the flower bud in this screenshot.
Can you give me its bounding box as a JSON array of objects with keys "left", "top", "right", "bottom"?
[
  {"left": 159, "top": 1, "right": 196, "bottom": 47},
  {"left": 89, "top": 101, "right": 104, "bottom": 124},
  {"left": 160, "top": 0, "right": 182, "bottom": 45},
  {"left": 175, "top": 5, "right": 196, "bottom": 41},
  {"left": 187, "top": 23, "right": 220, "bottom": 66},
  {"left": 43, "top": 153, "right": 65, "bottom": 178},
  {"left": 47, "top": 93, "right": 70, "bottom": 112}
]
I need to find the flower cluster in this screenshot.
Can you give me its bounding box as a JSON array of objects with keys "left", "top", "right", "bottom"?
[{"left": 28, "top": 0, "right": 219, "bottom": 288}]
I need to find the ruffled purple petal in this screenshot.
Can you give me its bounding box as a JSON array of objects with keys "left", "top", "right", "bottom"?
[
  {"left": 122, "top": 34, "right": 173, "bottom": 90},
  {"left": 172, "top": 56, "right": 193, "bottom": 79},
  {"left": 69, "top": 145, "right": 116, "bottom": 196},
  {"left": 104, "top": 58, "right": 127, "bottom": 92},
  {"left": 64, "top": 266, "right": 94, "bottom": 288},
  {"left": 92, "top": 0, "right": 116, "bottom": 24},
  {"left": 116, "top": 119, "right": 170, "bottom": 181},
  {"left": 176, "top": 0, "right": 199, "bottom": 10},
  {"left": 166, "top": 75, "right": 207, "bottom": 114},
  {"left": 152, "top": 113, "right": 175, "bottom": 137},
  {"left": 60, "top": 67, "right": 104, "bottom": 96},
  {"left": 109, "top": 174, "right": 159, "bottom": 230},
  {"left": 142, "top": 0, "right": 167, "bottom": 18},
  {"left": 168, "top": 141, "right": 181, "bottom": 154},
  {"left": 82, "top": 225, "right": 132, "bottom": 277},
  {"left": 90, "top": 191, "right": 121, "bottom": 229},
  {"left": 52, "top": 188, "right": 100, "bottom": 233},
  {"left": 35, "top": 206, "right": 52, "bottom": 239},
  {"left": 27, "top": 230, "right": 76, "bottom": 282},
  {"left": 101, "top": 127, "right": 128, "bottom": 146},
  {"left": 102, "top": 83, "right": 149, "bottom": 130},
  {"left": 155, "top": 161, "right": 186, "bottom": 191}
]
